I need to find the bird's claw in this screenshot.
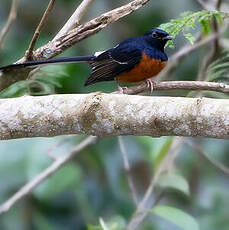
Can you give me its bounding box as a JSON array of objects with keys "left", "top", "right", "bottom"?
[
  {"left": 117, "top": 85, "right": 128, "bottom": 94},
  {"left": 146, "top": 79, "right": 154, "bottom": 93}
]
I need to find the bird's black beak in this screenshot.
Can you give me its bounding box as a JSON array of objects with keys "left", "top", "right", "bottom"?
[{"left": 162, "top": 35, "right": 173, "bottom": 41}]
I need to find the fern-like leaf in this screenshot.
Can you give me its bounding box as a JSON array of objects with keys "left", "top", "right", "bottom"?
[
  {"left": 0, "top": 66, "right": 68, "bottom": 98},
  {"left": 207, "top": 51, "right": 229, "bottom": 82},
  {"left": 160, "top": 10, "right": 228, "bottom": 48}
]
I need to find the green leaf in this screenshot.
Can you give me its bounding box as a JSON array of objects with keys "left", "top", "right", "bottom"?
[
  {"left": 28, "top": 80, "right": 55, "bottom": 95},
  {"left": 154, "top": 137, "right": 173, "bottom": 172},
  {"left": 33, "top": 211, "right": 55, "bottom": 230},
  {"left": 87, "top": 225, "right": 102, "bottom": 230},
  {"left": 87, "top": 216, "right": 125, "bottom": 230},
  {"left": 151, "top": 205, "right": 199, "bottom": 230},
  {"left": 199, "top": 19, "right": 211, "bottom": 34},
  {"left": 166, "top": 40, "right": 175, "bottom": 49},
  {"left": 213, "top": 11, "right": 224, "bottom": 24},
  {"left": 99, "top": 218, "right": 109, "bottom": 230},
  {"left": 0, "top": 81, "right": 28, "bottom": 98},
  {"left": 160, "top": 10, "right": 229, "bottom": 47},
  {"left": 157, "top": 173, "right": 190, "bottom": 196},
  {"left": 184, "top": 33, "right": 195, "bottom": 45}
]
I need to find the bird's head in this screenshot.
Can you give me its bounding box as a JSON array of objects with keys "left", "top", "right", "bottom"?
[{"left": 143, "top": 28, "right": 172, "bottom": 51}]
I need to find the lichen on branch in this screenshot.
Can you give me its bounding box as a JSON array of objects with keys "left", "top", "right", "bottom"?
[{"left": 0, "top": 93, "right": 229, "bottom": 140}]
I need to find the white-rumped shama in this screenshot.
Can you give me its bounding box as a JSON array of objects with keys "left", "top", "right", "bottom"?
[{"left": 0, "top": 28, "right": 172, "bottom": 88}]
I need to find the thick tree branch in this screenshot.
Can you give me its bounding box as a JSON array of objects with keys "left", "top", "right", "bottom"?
[{"left": 0, "top": 92, "right": 229, "bottom": 140}]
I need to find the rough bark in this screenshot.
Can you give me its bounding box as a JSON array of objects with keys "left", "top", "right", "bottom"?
[{"left": 0, "top": 93, "right": 228, "bottom": 140}]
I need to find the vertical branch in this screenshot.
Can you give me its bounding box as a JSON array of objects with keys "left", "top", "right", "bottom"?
[
  {"left": 25, "top": 0, "right": 56, "bottom": 60},
  {"left": 197, "top": 0, "right": 223, "bottom": 81},
  {"left": 208, "top": 0, "right": 222, "bottom": 60},
  {"left": 215, "top": 0, "right": 222, "bottom": 9},
  {"left": 118, "top": 136, "right": 138, "bottom": 205},
  {"left": 126, "top": 138, "right": 184, "bottom": 230},
  {"left": 0, "top": 0, "right": 19, "bottom": 48},
  {"left": 54, "top": 0, "right": 95, "bottom": 41}
]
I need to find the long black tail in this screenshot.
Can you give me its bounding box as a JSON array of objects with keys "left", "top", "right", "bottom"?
[{"left": 0, "top": 55, "right": 95, "bottom": 71}]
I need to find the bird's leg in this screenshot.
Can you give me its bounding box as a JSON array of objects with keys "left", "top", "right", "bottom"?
[
  {"left": 145, "top": 79, "right": 155, "bottom": 93},
  {"left": 117, "top": 84, "right": 124, "bottom": 94},
  {"left": 116, "top": 80, "right": 128, "bottom": 94}
]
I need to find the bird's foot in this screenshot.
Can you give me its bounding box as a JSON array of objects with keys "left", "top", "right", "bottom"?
[
  {"left": 117, "top": 84, "right": 128, "bottom": 94},
  {"left": 145, "top": 79, "right": 155, "bottom": 93}
]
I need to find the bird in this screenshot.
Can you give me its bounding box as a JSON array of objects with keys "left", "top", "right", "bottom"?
[{"left": 0, "top": 28, "right": 172, "bottom": 92}]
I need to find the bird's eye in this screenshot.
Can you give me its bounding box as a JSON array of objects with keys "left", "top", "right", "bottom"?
[{"left": 152, "top": 32, "right": 158, "bottom": 38}]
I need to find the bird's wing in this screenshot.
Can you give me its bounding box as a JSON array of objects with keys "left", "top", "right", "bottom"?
[{"left": 85, "top": 43, "right": 142, "bottom": 86}]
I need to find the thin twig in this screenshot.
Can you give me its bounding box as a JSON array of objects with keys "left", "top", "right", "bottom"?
[
  {"left": 54, "top": 0, "right": 95, "bottom": 41},
  {"left": 126, "top": 138, "right": 184, "bottom": 230},
  {"left": 0, "top": 135, "right": 97, "bottom": 215},
  {"left": 186, "top": 140, "right": 229, "bottom": 175},
  {"left": 25, "top": 0, "right": 56, "bottom": 60},
  {"left": 117, "top": 80, "right": 229, "bottom": 95},
  {"left": 0, "top": 0, "right": 19, "bottom": 48},
  {"left": 118, "top": 136, "right": 138, "bottom": 205},
  {"left": 18, "top": 0, "right": 151, "bottom": 62}
]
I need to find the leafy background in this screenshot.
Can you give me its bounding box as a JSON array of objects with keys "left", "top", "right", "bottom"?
[{"left": 0, "top": 0, "right": 229, "bottom": 229}]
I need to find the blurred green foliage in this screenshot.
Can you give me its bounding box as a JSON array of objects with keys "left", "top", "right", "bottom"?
[
  {"left": 0, "top": 0, "right": 229, "bottom": 230},
  {"left": 207, "top": 51, "right": 229, "bottom": 83},
  {"left": 160, "top": 10, "right": 226, "bottom": 47}
]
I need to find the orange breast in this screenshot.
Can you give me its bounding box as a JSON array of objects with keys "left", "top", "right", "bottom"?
[{"left": 116, "top": 52, "right": 166, "bottom": 83}]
